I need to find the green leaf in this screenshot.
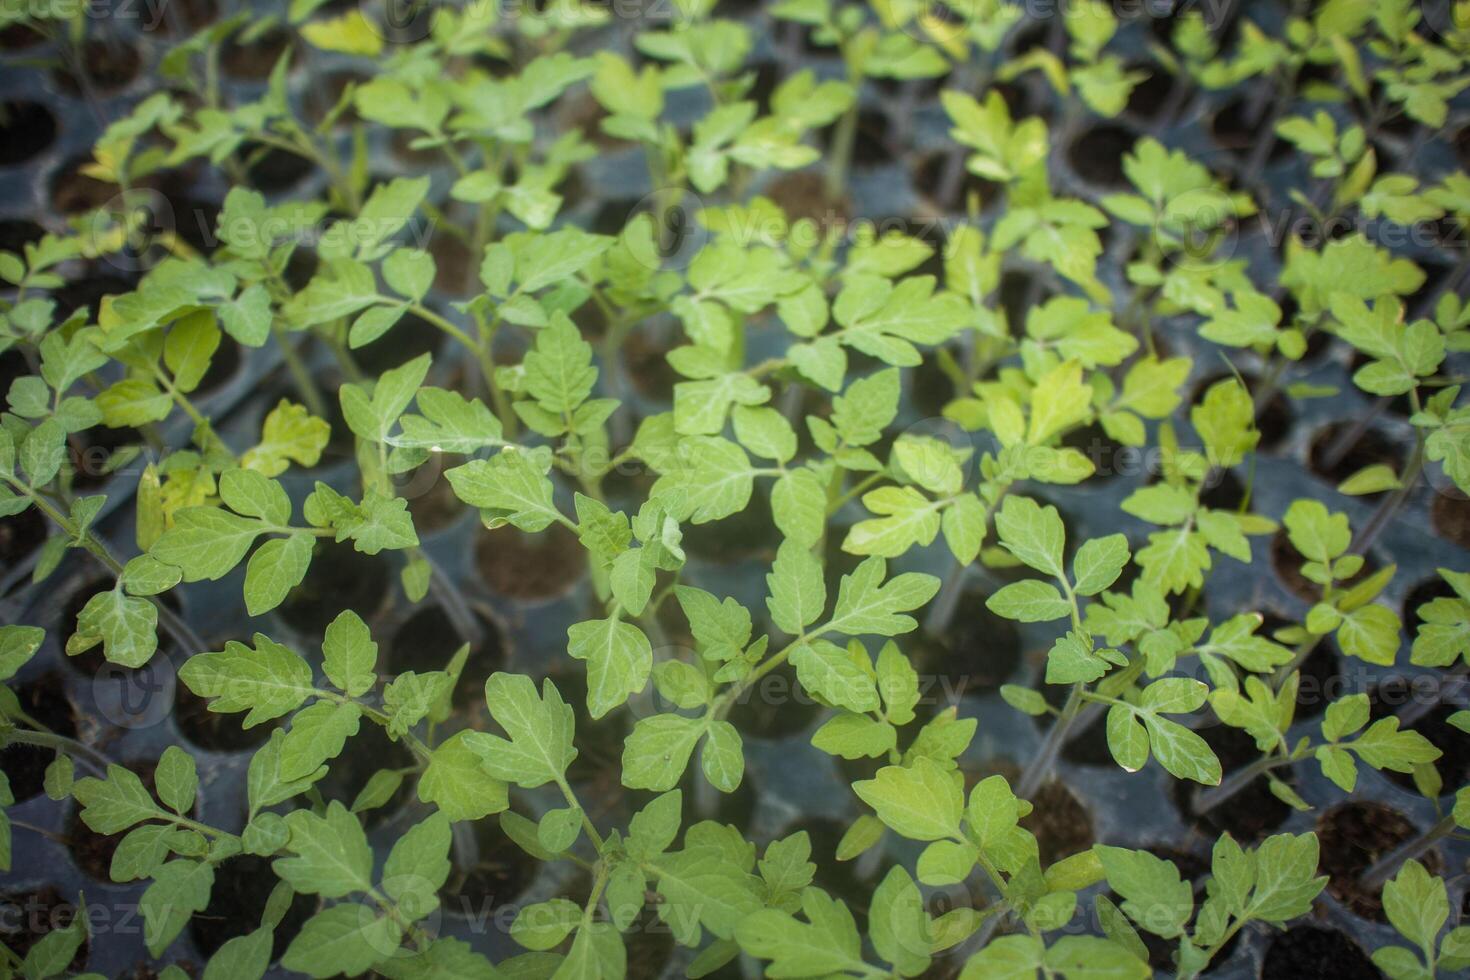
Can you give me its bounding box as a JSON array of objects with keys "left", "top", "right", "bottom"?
[
  {"left": 73, "top": 764, "right": 159, "bottom": 835},
  {"left": 179, "top": 636, "right": 315, "bottom": 727},
  {"left": 151, "top": 506, "right": 264, "bottom": 582},
  {"left": 1072, "top": 534, "right": 1130, "bottom": 596},
  {"left": 0, "top": 625, "right": 44, "bottom": 681},
  {"left": 869, "top": 866, "right": 932, "bottom": 975},
  {"left": 419, "top": 731, "right": 508, "bottom": 822},
  {"left": 446, "top": 448, "right": 561, "bottom": 531},
  {"left": 155, "top": 746, "right": 197, "bottom": 815},
  {"left": 274, "top": 801, "right": 373, "bottom": 898},
  {"left": 853, "top": 758, "right": 963, "bottom": 841},
  {"left": 1094, "top": 846, "right": 1192, "bottom": 939},
  {"left": 995, "top": 496, "right": 1066, "bottom": 578},
  {"left": 68, "top": 587, "right": 158, "bottom": 668},
  {"left": 829, "top": 556, "right": 941, "bottom": 637},
  {"left": 736, "top": 888, "right": 867, "bottom": 977},
  {"left": 279, "top": 700, "right": 361, "bottom": 782},
  {"left": 567, "top": 617, "right": 653, "bottom": 718},
  {"left": 987, "top": 580, "right": 1071, "bottom": 622},
  {"left": 281, "top": 902, "right": 402, "bottom": 979},
  {"left": 702, "top": 720, "right": 745, "bottom": 793},
  {"left": 767, "top": 540, "right": 827, "bottom": 635},
  {"left": 141, "top": 860, "right": 214, "bottom": 956},
  {"left": 622, "top": 713, "right": 703, "bottom": 791},
  {"left": 1246, "top": 832, "right": 1327, "bottom": 922},
  {"left": 321, "top": 610, "right": 378, "bottom": 698},
  {"left": 383, "top": 812, "right": 452, "bottom": 921},
  {"left": 466, "top": 674, "right": 576, "bottom": 788},
  {"left": 790, "top": 639, "right": 879, "bottom": 713},
  {"left": 243, "top": 533, "right": 312, "bottom": 616}
]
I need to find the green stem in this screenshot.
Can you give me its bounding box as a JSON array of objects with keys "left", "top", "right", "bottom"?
[
  {"left": 272, "top": 324, "right": 330, "bottom": 419},
  {"left": 1, "top": 727, "right": 112, "bottom": 776}
]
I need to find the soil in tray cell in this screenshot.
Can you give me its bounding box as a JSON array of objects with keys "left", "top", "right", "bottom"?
[
  {"left": 389, "top": 605, "right": 506, "bottom": 710},
  {"left": 191, "top": 853, "right": 316, "bottom": 960},
  {"left": 439, "top": 810, "right": 539, "bottom": 922},
  {"left": 0, "top": 887, "right": 89, "bottom": 973},
  {"left": 475, "top": 523, "right": 586, "bottom": 601},
  {"left": 277, "top": 540, "right": 391, "bottom": 637},
  {"left": 0, "top": 102, "right": 57, "bottom": 167},
  {"left": 1171, "top": 721, "right": 1293, "bottom": 843},
  {"left": 68, "top": 758, "right": 193, "bottom": 882},
  {"left": 0, "top": 672, "right": 78, "bottom": 802},
  {"left": 1261, "top": 924, "right": 1382, "bottom": 980},
  {"left": 1318, "top": 800, "right": 1439, "bottom": 921},
  {"left": 314, "top": 722, "right": 414, "bottom": 827}
]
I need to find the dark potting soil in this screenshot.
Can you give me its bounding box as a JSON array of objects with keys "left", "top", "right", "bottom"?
[
  {"left": 276, "top": 540, "right": 391, "bottom": 637},
  {"left": 0, "top": 672, "right": 78, "bottom": 801},
  {"left": 1261, "top": 924, "right": 1383, "bottom": 980},
  {"left": 1317, "top": 801, "right": 1436, "bottom": 921},
  {"left": 1431, "top": 493, "right": 1470, "bottom": 550},
  {"left": 475, "top": 524, "right": 586, "bottom": 601},
  {"left": 388, "top": 605, "right": 505, "bottom": 709},
  {"left": 173, "top": 679, "right": 278, "bottom": 753},
  {"left": 313, "top": 722, "right": 413, "bottom": 826},
  {"left": 439, "top": 814, "right": 538, "bottom": 921},
  {"left": 190, "top": 854, "right": 316, "bottom": 960},
  {"left": 0, "top": 886, "right": 90, "bottom": 972},
  {"left": 1171, "top": 722, "right": 1292, "bottom": 843},
  {"left": 1018, "top": 780, "right": 1095, "bottom": 868}
]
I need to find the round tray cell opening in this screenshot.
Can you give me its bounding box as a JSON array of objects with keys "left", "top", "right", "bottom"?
[
  {"left": 439, "top": 810, "right": 539, "bottom": 921},
  {"left": 1368, "top": 680, "right": 1470, "bottom": 797},
  {"left": 914, "top": 589, "right": 1024, "bottom": 698},
  {"left": 817, "top": 110, "right": 893, "bottom": 173},
  {"left": 302, "top": 70, "right": 368, "bottom": 129},
  {"left": 909, "top": 344, "right": 960, "bottom": 418},
  {"left": 241, "top": 141, "right": 314, "bottom": 193},
  {"left": 622, "top": 320, "right": 681, "bottom": 402},
  {"left": 398, "top": 454, "right": 469, "bottom": 535},
  {"left": 0, "top": 219, "right": 46, "bottom": 255},
  {"left": 1210, "top": 97, "right": 1289, "bottom": 164},
  {"left": 998, "top": 268, "right": 1057, "bottom": 336},
  {"left": 144, "top": 0, "right": 220, "bottom": 35},
  {"left": 1060, "top": 422, "right": 1129, "bottom": 481},
  {"left": 68, "top": 757, "right": 194, "bottom": 881},
  {"left": 1262, "top": 924, "right": 1380, "bottom": 980},
  {"left": 0, "top": 888, "right": 89, "bottom": 973},
  {"left": 1035, "top": 681, "right": 1112, "bottom": 768},
  {"left": 0, "top": 21, "right": 46, "bottom": 49},
  {"left": 681, "top": 486, "right": 782, "bottom": 564},
  {"left": 1197, "top": 468, "right": 1246, "bottom": 512},
  {"left": 49, "top": 157, "right": 118, "bottom": 215},
  {"left": 427, "top": 231, "right": 478, "bottom": 298},
  {"left": 0, "top": 673, "right": 78, "bottom": 802},
  {"left": 622, "top": 906, "right": 677, "bottom": 978},
  {"left": 724, "top": 661, "right": 825, "bottom": 741},
  {"left": 745, "top": 60, "right": 781, "bottom": 116},
  {"left": 313, "top": 721, "right": 414, "bottom": 827},
  {"left": 276, "top": 541, "right": 391, "bottom": 637},
  {"left": 351, "top": 310, "right": 446, "bottom": 376},
  {"left": 762, "top": 170, "right": 852, "bottom": 231},
  {"left": 0, "top": 508, "right": 47, "bottom": 582},
  {"left": 0, "top": 102, "right": 58, "bottom": 167},
  {"left": 390, "top": 128, "right": 442, "bottom": 168},
  {"left": 1171, "top": 721, "right": 1292, "bottom": 843},
  {"left": 915, "top": 147, "right": 1004, "bottom": 216},
  {"left": 1019, "top": 780, "right": 1094, "bottom": 868},
  {"left": 220, "top": 27, "right": 295, "bottom": 80},
  {"left": 1124, "top": 63, "right": 1173, "bottom": 122},
  {"left": 475, "top": 523, "right": 586, "bottom": 602},
  {"left": 389, "top": 605, "right": 506, "bottom": 710},
  {"left": 1260, "top": 614, "right": 1341, "bottom": 722},
  {"left": 1403, "top": 574, "right": 1458, "bottom": 635},
  {"left": 784, "top": 817, "right": 876, "bottom": 924},
  {"left": 174, "top": 670, "right": 279, "bottom": 753},
  {"left": 53, "top": 270, "right": 141, "bottom": 325},
  {"left": 190, "top": 333, "right": 243, "bottom": 396},
  {"left": 1268, "top": 528, "right": 1380, "bottom": 604},
  {"left": 1191, "top": 371, "right": 1293, "bottom": 452},
  {"left": 191, "top": 854, "right": 316, "bottom": 959},
  {"left": 1318, "top": 800, "right": 1439, "bottom": 921},
  {"left": 51, "top": 38, "right": 142, "bottom": 96},
  {"left": 159, "top": 192, "right": 224, "bottom": 257},
  {"left": 1066, "top": 124, "right": 1135, "bottom": 190},
  {"left": 1431, "top": 493, "right": 1470, "bottom": 550},
  {"left": 546, "top": 667, "right": 631, "bottom": 787}
]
